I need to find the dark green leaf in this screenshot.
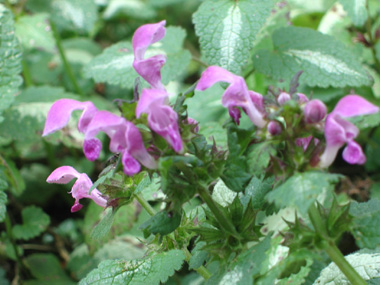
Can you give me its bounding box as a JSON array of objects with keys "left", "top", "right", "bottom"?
[
  {"left": 350, "top": 199, "right": 380, "bottom": 249},
  {"left": 13, "top": 206, "right": 50, "bottom": 240},
  {"left": 140, "top": 210, "right": 182, "bottom": 236},
  {"left": 241, "top": 176, "right": 274, "bottom": 210},
  {"left": 246, "top": 142, "right": 276, "bottom": 176},
  {"left": 189, "top": 241, "right": 209, "bottom": 270},
  {"left": 0, "top": 191, "right": 7, "bottom": 222}
]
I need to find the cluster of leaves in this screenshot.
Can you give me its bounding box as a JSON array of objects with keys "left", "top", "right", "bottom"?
[{"left": 1, "top": 0, "right": 380, "bottom": 284}]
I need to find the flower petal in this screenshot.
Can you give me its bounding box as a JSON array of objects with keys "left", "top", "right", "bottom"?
[
  {"left": 342, "top": 140, "right": 366, "bottom": 165},
  {"left": 83, "top": 138, "right": 102, "bottom": 161},
  {"left": 332, "top": 95, "right": 379, "bottom": 117},
  {"left": 195, "top": 66, "right": 236, "bottom": 91},
  {"left": 122, "top": 150, "right": 141, "bottom": 176},
  {"left": 136, "top": 88, "right": 168, "bottom": 118},
  {"left": 43, "top": 99, "right": 97, "bottom": 136},
  {"left": 133, "top": 55, "right": 167, "bottom": 90},
  {"left": 304, "top": 99, "right": 327, "bottom": 124},
  {"left": 46, "top": 166, "right": 80, "bottom": 184}
]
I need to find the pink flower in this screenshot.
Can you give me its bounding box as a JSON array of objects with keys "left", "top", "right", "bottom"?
[
  {"left": 132, "top": 20, "right": 167, "bottom": 90},
  {"left": 196, "top": 66, "right": 266, "bottom": 128},
  {"left": 136, "top": 89, "right": 183, "bottom": 153},
  {"left": 319, "top": 95, "right": 379, "bottom": 167},
  {"left": 46, "top": 166, "right": 107, "bottom": 212},
  {"left": 43, "top": 99, "right": 97, "bottom": 136},
  {"left": 277, "top": 92, "right": 291, "bottom": 105},
  {"left": 84, "top": 111, "right": 157, "bottom": 175},
  {"left": 268, "top": 121, "right": 282, "bottom": 136},
  {"left": 304, "top": 99, "right": 327, "bottom": 124}
]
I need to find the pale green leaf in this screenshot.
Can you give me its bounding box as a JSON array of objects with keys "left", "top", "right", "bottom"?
[
  {"left": 193, "top": 0, "right": 273, "bottom": 75},
  {"left": 348, "top": 112, "right": 380, "bottom": 130},
  {"left": 80, "top": 250, "right": 186, "bottom": 285},
  {"left": 0, "top": 4, "right": 23, "bottom": 117},
  {"left": 0, "top": 191, "right": 7, "bottom": 222},
  {"left": 253, "top": 26, "right": 372, "bottom": 87},
  {"left": 241, "top": 176, "right": 274, "bottom": 210},
  {"left": 314, "top": 249, "right": 380, "bottom": 284},
  {"left": 266, "top": 172, "right": 341, "bottom": 217},
  {"left": 15, "top": 13, "right": 55, "bottom": 53},
  {"left": 212, "top": 180, "right": 237, "bottom": 207},
  {"left": 12, "top": 206, "right": 50, "bottom": 240},
  {"left": 83, "top": 27, "right": 191, "bottom": 88},
  {"left": 350, "top": 199, "right": 380, "bottom": 249},
  {"left": 103, "top": 0, "right": 156, "bottom": 20},
  {"left": 339, "top": 0, "right": 368, "bottom": 26}
]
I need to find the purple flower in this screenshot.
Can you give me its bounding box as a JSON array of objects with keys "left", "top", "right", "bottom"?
[
  {"left": 268, "top": 121, "right": 282, "bottom": 136},
  {"left": 319, "top": 95, "right": 379, "bottom": 167},
  {"left": 46, "top": 166, "right": 107, "bottom": 212},
  {"left": 132, "top": 20, "right": 167, "bottom": 90},
  {"left": 304, "top": 99, "right": 327, "bottom": 124},
  {"left": 136, "top": 88, "right": 183, "bottom": 153},
  {"left": 196, "top": 66, "right": 266, "bottom": 128},
  {"left": 84, "top": 111, "right": 157, "bottom": 175},
  {"left": 277, "top": 92, "right": 291, "bottom": 105},
  {"left": 43, "top": 99, "right": 97, "bottom": 136}
]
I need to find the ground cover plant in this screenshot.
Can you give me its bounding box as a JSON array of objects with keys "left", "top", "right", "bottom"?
[{"left": 2, "top": 0, "right": 380, "bottom": 284}]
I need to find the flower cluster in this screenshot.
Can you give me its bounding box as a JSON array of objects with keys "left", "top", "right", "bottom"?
[{"left": 43, "top": 21, "right": 185, "bottom": 211}]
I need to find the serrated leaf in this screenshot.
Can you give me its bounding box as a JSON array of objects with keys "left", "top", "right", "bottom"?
[
  {"left": 314, "top": 249, "right": 380, "bottom": 284},
  {"left": 266, "top": 172, "right": 341, "bottom": 217},
  {"left": 193, "top": 0, "right": 273, "bottom": 75},
  {"left": 83, "top": 27, "right": 191, "bottom": 89},
  {"left": 15, "top": 13, "right": 55, "bottom": 53},
  {"left": 25, "top": 253, "right": 74, "bottom": 283},
  {"left": 80, "top": 250, "right": 185, "bottom": 285},
  {"left": 103, "top": 0, "right": 156, "bottom": 20},
  {"left": 140, "top": 210, "right": 182, "bottom": 236},
  {"left": 246, "top": 142, "right": 276, "bottom": 176},
  {"left": 0, "top": 191, "right": 7, "bottom": 222},
  {"left": 339, "top": 0, "right": 368, "bottom": 26},
  {"left": 241, "top": 176, "right": 274, "bottom": 210},
  {"left": 0, "top": 4, "right": 23, "bottom": 118},
  {"left": 350, "top": 199, "right": 380, "bottom": 249},
  {"left": 12, "top": 206, "right": 50, "bottom": 240},
  {"left": 253, "top": 26, "right": 372, "bottom": 87}
]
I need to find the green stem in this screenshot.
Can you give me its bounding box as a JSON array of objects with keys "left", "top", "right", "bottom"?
[
  {"left": 191, "top": 56, "right": 208, "bottom": 67},
  {"left": 308, "top": 203, "right": 366, "bottom": 285},
  {"left": 50, "top": 20, "right": 83, "bottom": 96},
  {"left": 197, "top": 184, "right": 238, "bottom": 236},
  {"left": 5, "top": 214, "right": 23, "bottom": 268},
  {"left": 135, "top": 193, "right": 156, "bottom": 216},
  {"left": 21, "top": 59, "right": 33, "bottom": 87},
  {"left": 243, "top": 67, "right": 255, "bottom": 79},
  {"left": 183, "top": 247, "right": 212, "bottom": 280},
  {"left": 365, "top": 5, "right": 380, "bottom": 72}
]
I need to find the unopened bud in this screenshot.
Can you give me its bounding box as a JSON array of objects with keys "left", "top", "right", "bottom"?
[
  {"left": 268, "top": 121, "right": 282, "bottom": 136},
  {"left": 278, "top": 92, "right": 291, "bottom": 105},
  {"left": 296, "top": 93, "right": 309, "bottom": 104},
  {"left": 304, "top": 99, "right": 327, "bottom": 124}
]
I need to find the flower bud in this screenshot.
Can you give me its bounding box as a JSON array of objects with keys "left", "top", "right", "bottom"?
[
  {"left": 296, "top": 93, "right": 309, "bottom": 104},
  {"left": 277, "top": 92, "right": 291, "bottom": 105},
  {"left": 304, "top": 99, "right": 327, "bottom": 124},
  {"left": 268, "top": 121, "right": 282, "bottom": 136}
]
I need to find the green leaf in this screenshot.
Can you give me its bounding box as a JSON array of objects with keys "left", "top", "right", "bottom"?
[
  {"left": 266, "top": 172, "right": 341, "bottom": 217},
  {"left": 90, "top": 208, "right": 115, "bottom": 240},
  {"left": 103, "top": 0, "right": 156, "bottom": 20},
  {"left": 350, "top": 199, "right": 380, "bottom": 249},
  {"left": 140, "top": 210, "right": 182, "bottom": 236},
  {"left": 193, "top": 0, "right": 273, "bottom": 75},
  {"left": 241, "top": 176, "right": 274, "bottom": 210},
  {"left": 25, "top": 253, "right": 74, "bottom": 283},
  {"left": 218, "top": 236, "right": 271, "bottom": 284},
  {"left": 348, "top": 112, "right": 380, "bottom": 130},
  {"left": 339, "top": 0, "right": 368, "bottom": 26},
  {"left": 0, "top": 191, "right": 7, "bottom": 222},
  {"left": 314, "top": 249, "right": 380, "bottom": 283},
  {"left": 189, "top": 241, "right": 209, "bottom": 270},
  {"left": 83, "top": 27, "right": 191, "bottom": 89},
  {"left": 253, "top": 26, "right": 372, "bottom": 87},
  {"left": 0, "top": 156, "right": 25, "bottom": 196},
  {"left": 0, "top": 4, "right": 23, "bottom": 118},
  {"left": 12, "top": 206, "right": 50, "bottom": 240},
  {"left": 246, "top": 142, "right": 276, "bottom": 176},
  {"left": 212, "top": 180, "right": 237, "bottom": 207},
  {"left": 80, "top": 250, "right": 186, "bottom": 285},
  {"left": 15, "top": 13, "right": 55, "bottom": 53}
]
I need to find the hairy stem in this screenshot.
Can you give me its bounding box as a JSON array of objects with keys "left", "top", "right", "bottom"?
[
  {"left": 134, "top": 193, "right": 156, "bottom": 216},
  {"left": 50, "top": 20, "right": 83, "bottom": 96},
  {"left": 308, "top": 203, "right": 366, "bottom": 285},
  {"left": 183, "top": 247, "right": 212, "bottom": 280}
]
